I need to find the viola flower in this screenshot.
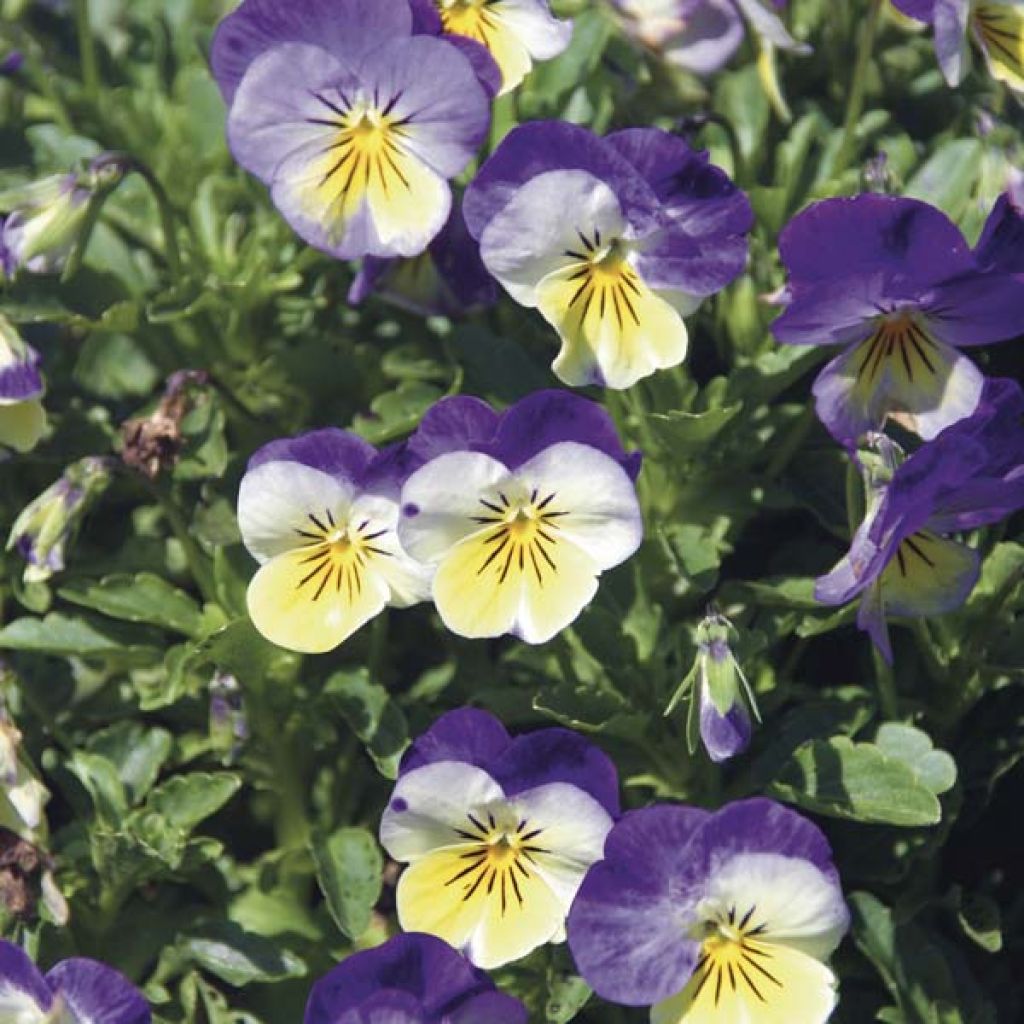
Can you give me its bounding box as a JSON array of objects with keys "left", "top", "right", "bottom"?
[
  {"left": 0, "top": 173, "right": 90, "bottom": 275},
  {"left": 237, "top": 428, "right": 431, "bottom": 654},
  {"left": 463, "top": 122, "right": 753, "bottom": 388},
  {"left": 0, "top": 316, "right": 46, "bottom": 456},
  {"left": 891, "top": 0, "right": 1024, "bottom": 93},
  {"left": 567, "top": 798, "right": 850, "bottom": 1024},
  {"left": 348, "top": 204, "right": 499, "bottom": 317},
  {"left": 975, "top": 181, "right": 1024, "bottom": 275},
  {"left": 397, "top": 391, "right": 643, "bottom": 643},
  {"left": 211, "top": 0, "right": 491, "bottom": 261},
  {"left": 411, "top": 0, "right": 573, "bottom": 95},
  {"left": 379, "top": 708, "right": 619, "bottom": 969},
  {"left": 816, "top": 378, "right": 1024, "bottom": 662},
  {"left": 771, "top": 194, "right": 1024, "bottom": 445},
  {"left": 0, "top": 941, "right": 150, "bottom": 1024},
  {"left": 306, "top": 931, "right": 527, "bottom": 1023},
  {"left": 666, "top": 613, "right": 759, "bottom": 763}
]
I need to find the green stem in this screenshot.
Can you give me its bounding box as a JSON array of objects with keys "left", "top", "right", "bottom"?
[
  {"left": 368, "top": 610, "right": 390, "bottom": 684},
  {"left": 61, "top": 184, "right": 116, "bottom": 282},
  {"left": 871, "top": 645, "right": 899, "bottom": 720},
  {"left": 833, "top": 0, "right": 883, "bottom": 177},
  {"left": 911, "top": 618, "right": 947, "bottom": 685},
  {"left": 844, "top": 457, "right": 864, "bottom": 539},
  {"left": 763, "top": 406, "right": 815, "bottom": 481},
  {"left": 144, "top": 479, "right": 218, "bottom": 606},
  {"left": 72, "top": 0, "right": 100, "bottom": 102},
  {"left": 130, "top": 162, "right": 183, "bottom": 278}
]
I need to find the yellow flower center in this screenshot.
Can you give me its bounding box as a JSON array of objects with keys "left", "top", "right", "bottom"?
[
  {"left": 562, "top": 231, "right": 645, "bottom": 332},
  {"left": 470, "top": 488, "right": 567, "bottom": 586},
  {"left": 854, "top": 311, "right": 939, "bottom": 388},
  {"left": 438, "top": 0, "right": 496, "bottom": 39},
  {"left": 293, "top": 509, "right": 391, "bottom": 602}
]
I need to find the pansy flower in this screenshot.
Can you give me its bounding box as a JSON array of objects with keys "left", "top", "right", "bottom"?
[
  {"left": 567, "top": 798, "right": 850, "bottom": 1024},
  {"left": 771, "top": 194, "right": 1024, "bottom": 445},
  {"left": 411, "top": 0, "right": 573, "bottom": 95},
  {"left": 816, "top": 378, "right": 1024, "bottom": 661},
  {"left": 305, "top": 932, "right": 527, "bottom": 1023},
  {"left": 348, "top": 204, "right": 499, "bottom": 317},
  {"left": 237, "top": 428, "right": 431, "bottom": 654},
  {"left": 0, "top": 173, "right": 90, "bottom": 275},
  {"left": 397, "top": 390, "right": 643, "bottom": 643},
  {"left": 0, "top": 941, "right": 150, "bottom": 1024},
  {"left": 379, "top": 708, "right": 619, "bottom": 969},
  {"left": 463, "top": 122, "right": 753, "bottom": 388},
  {"left": 892, "top": 0, "right": 1024, "bottom": 93},
  {"left": 211, "top": 0, "right": 491, "bottom": 261},
  {"left": 0, "top": 316, "right": 46, "bottom": 456}
]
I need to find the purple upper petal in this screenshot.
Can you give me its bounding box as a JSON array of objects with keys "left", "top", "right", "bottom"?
[
  {"left": 247, "top": 428, "right": 377, "bottom": 482},
  {"left": 891, "top": 0, "right": 935, "bottom": 21},
  {"left": 210, "top": 0, "right": 413, "bottom": 103},
  {"left": 698, "top": 688, "right": 752, "bottom": 763},
  {"left": 46, "top": 959, "right": 151, "bottom": 1024},
  {"left": 0, "top": 942, "right": 52, "bottom": 1013},
  {"left": 443, "top": 36, "right": 503, "bottom": 99},
  {"left": 975, "top": 191, "right": 1024, "bottom": 275},
  {"left": 399, "top": 707, "right": 621, "bottom": 818},
  {"left": 463, "top": 121, "right": 662, "bottom": 241},
  {"left": 407, "top": 0, "right": 443, "bottom": 34},
  {"left": 405, "top": 396, "right": 502, "bottom": 464},
  {"left": 778, "top": 195, "right": 974, "bottom": 289},
  {"left": 447, "top": 991, "right": 529, "bottom": 1024},
  {"left": 923, "top": 272, "right": 1024, "bottom": 347},
  {"left": 0, "top": 340, "right": 43, "bottom": 402},
  {"left": 304, "top": 933, "right": 508, "bottom": 1023},
  {"left": 567, "top": 805, "right": 710, "bottom": 1005}
]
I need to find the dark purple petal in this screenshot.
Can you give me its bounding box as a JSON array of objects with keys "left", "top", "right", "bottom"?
[
  {"left": 210, "top": 0, "right": 412, "bottom": 103},
  {"left": 399, "top": 708, "right": 511, "bottom": 777},
  {"left": 975, "top": 191, "right": 1024, "bottom": 275},
  {"left": 695, "top": 798, "right": 840, "bottom": 880},
  {"left": 247, "top": 428, "right": 377, "bottom": 484},
  {"left": 405, "top": 396, "right": 502, "bottom": 464},
  {"left": 0, "top": 341, "right": 44, "bottom": 402},
  {"left": 890, "top": 0, "right": 935, "bottom": 20},
  {"left": 448, "top": 991, "right": 529, "bottom": 1024},
  {"left": 924, "top": 272, "right": 1024, "bottom": 346},
  {"left": 348, "top": 258, "right": 394, "bottom": 307},
  {"left": 444, "top": 36, "right": 503, "bottom": 99},
  {"left": 567, "top": 806, "right": 710, "bottom": 1005},
  {"left": 46, "top": 959, "right": 150, "bottom": 1024},
  {"left": 698, "top": 689, "right": 752, "bottom": 763},
  {"left": 408, "top": 0, "right": 443, "bottom": 34},
  {"left": 304, "top": 933, "right": 494, "bottom": 1023},
  {"left": 463, "top": 121, "right": 661, "bottom": 241},
  {"left": 0, "top": 51, "right": 24, "bottom": 76},
  {"left": 489, "top": 390, "right": 641, "bottom": 479},
  {"left": 633, "top": 224, "right": 747, "bottom": 297},
  {"left": 0, "top": 941, "right": 52, "bottom": 1012},
  {"left": 428, "top": 203, "right": 500, "bottom": 311},
  {"left": 493, "top": 728, "right": 621, "bottom": 817},
  {"left": 779, "top": 195, "right": 974, "bottom": 288}
]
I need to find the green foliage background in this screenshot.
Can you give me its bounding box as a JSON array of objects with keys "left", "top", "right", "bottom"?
[{"left": 1, "top": 0, "right": 1022, "bottom": 1020}]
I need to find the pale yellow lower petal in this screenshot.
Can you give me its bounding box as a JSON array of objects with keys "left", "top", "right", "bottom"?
[
  {"left": 246, "top": 548, "right": 388, "bottom": 654},
  {"left": 0, "top": 400, "right": 46, "bottom": 454},
  {"left": 975, "top": 3, "right": 1024, "bottom": 92},
  {"left": 651, "top": 940, "right": 838, "bottom": 1024}
]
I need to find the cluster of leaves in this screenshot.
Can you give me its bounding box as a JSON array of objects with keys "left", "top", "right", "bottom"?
[{"left": 1, "top": 0, "right": 1022, "bottom": 1021}]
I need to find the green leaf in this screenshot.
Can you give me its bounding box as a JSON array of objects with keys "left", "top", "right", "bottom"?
[
  {"left": 58, "top": 572, "right": 204, "bottom": 636},
  {"left": 955, "top": 889, "right": 1002, "bottom": 954},
  {"left": 0, "top": 612, "right": 161, "bottom": 662},
  {"left": 874, "top": 724, "right": 957, "bottom": 796},
  {"left": 545, "top": 973, "right": 592, "bottom": 1024},
  {"left": 324, "top": 669, "right": 410, "bottom": 779},
  {"left": 146, "top": 773, "right": 242, "bottom": 832},
  {"left": 768, "top": 736, "right": 943, "bottom": 826},
  {"left": 905, "top": 139, "right": 983, "bottom": 222},
  {"left": 646, "top": 403, "right": 743, "bottom": 453},
  {"left": 180, "top": 921, "right": 306, "bottom": 986},
  {"left": 87, "top": 722, "right": 173, "bottom": 805},
  {"left": 311, "top": 826, "right": 384, "bottom": 941}
]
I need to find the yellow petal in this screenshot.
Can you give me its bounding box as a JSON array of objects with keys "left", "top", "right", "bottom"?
[
  {"left": 651, "top": 939, "right": 838, "bottom": 1024},
  {"left": 396, "top": 843, "right": 565, "bottom": 969},
  {"left": 246, "top": 548, "right": 389, "bottom": 654},
  {"left": 431, "top": 524, "right": 600, "bottom": 643},
  {"left": 0, "top": 400, "right": 47, "bottom": 454},
  {"left": 537, "top": 259, "right": 688, "bottom": 389},
  {"left": 878, "top": 530, "right": 979, "bottom": 617},
  {"left": 974, "top": 3, "right": 1024, "bottom": 92}
]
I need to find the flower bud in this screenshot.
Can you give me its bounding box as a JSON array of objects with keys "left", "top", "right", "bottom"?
[
  {"left": 0, "top": 173, "right": 91, "bottom": 274},
  {"left": 6, "top": 456, "right": 114, "bottom": 583},
  {"left": 0, "top": 315, "right": 46, "bottom": 455}
]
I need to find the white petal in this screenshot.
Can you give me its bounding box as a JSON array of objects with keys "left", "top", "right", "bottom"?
[
  {"left": 237, "top": 461, "right": 356, "bottom": 563},
  {"left": 380, "top": 762, "right": 506, "bottom": 861},
  {"left": 494, "top": 0, "right": 574, "bottom": 59},
  {"left": 398, "top": 451, "right": 514, "bottom": 563},
  {"left": 514, "top": 442, "right": 643, "bottom": 570}
]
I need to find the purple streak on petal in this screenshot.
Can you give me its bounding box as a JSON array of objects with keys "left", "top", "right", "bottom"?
[
  {"left": 489, "top": 390, "right": 641, "bottom": 479},
  {"left": 0, "top": 941, "right": 52, "bottom": 1012},
  {"left": 567, "top": 806, "right": 709, "bottom": 1005},
  {"left": 247, "top": 428, "right": 377, "bottom": 486},
  {"left": 46, "top": 960, "right": 150, "bottom": 1024},
  {"left": 0, "top": 343, "right": 44, "bottom": 402},
  {"left": 494, "top": 728, "right": 621, "bottom": 817},
  {"left": 891, "top": 0, "right": 935, "bottom": 21},
  {"left": 695, "top": 797, "right": 842, "bottom": 881},
  {"left": 463, "top": 121, "right": 662, "bottom": 241},
  {"left": 975, "top": 192, "right": 1024, "bottom": 275},
  {"left": 210, "top": 0, "right": 412, "bottom": 103},
  {"left": 698, "top": 688, "right": 751, "bottom": 763},
  {"left": 406, "top": 395, "right": 502, "bottom": 463},
  {"left": 304, "top": 933, "right": 496, "bottom": 1023},
  {"left": 778, "top": 195, "right": 974, "bottom": 287},
  {"left": 924, "top": 273, "right": 1024, "bottom": 347},
  {"left": 398, "top": 708, "right": 511, "bottom": 777},
  {"left": 448, "top": 991, "right": 529, "bottom": 1024}
]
